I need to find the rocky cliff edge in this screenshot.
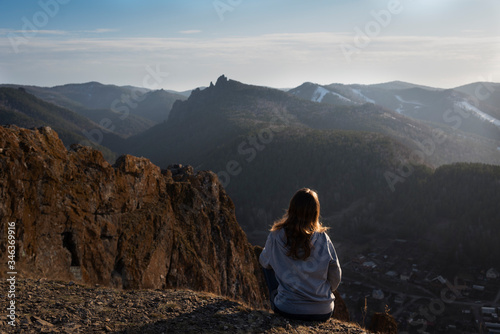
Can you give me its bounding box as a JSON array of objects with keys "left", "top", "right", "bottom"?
[{"left": 0, "top": 125, "right": 265, "bottom": 308}]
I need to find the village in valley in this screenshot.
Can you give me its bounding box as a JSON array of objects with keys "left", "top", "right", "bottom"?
[{"left": 337, "top": 239, "right": 500, "bottom": 333}]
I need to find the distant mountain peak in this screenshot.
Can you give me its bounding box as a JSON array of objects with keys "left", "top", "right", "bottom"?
[
  {"left": 367, "top": 81, "right": 440, "bottom": 91},
  {"left": 216, "top": 74, "right": 228, "bottom": 86},
  {"left": 53, "top": 81, "right": 105, "bottom": 90}
]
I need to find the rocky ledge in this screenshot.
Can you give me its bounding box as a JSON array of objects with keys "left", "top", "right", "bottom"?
[{"left": 0, "top": 279, "right": 370, "bottom": 334}]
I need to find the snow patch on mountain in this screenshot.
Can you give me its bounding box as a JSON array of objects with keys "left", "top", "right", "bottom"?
[
  {"left": 395, "top": 95, "right": 424, "bottom": 106},
  {"left": 330, "top": 91, "right": 352, "bottom": 103},
  {"left": 394, "top": 95, "right": 424, "bottom": 114},
  {"left": 352, "top": 89, "right": 375, "bottom": 103},
  {"left": 455, "top": 101, "right": 500, "bottom": 127},
  {"left": 312, "top": 86, "right": 330, "bottom": 102}
]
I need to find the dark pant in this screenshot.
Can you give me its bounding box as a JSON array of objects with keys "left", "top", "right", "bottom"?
[{"left": 262, "top": 267, "right": 333, "bottom": 322}]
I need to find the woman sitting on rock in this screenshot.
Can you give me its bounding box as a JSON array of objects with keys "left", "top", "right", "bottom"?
[{"left": 259, "top": 188, "right": 342, "bottom": 321}]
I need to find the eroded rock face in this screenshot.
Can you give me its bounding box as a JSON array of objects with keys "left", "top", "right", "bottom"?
[{"left": 0, "top": 125, "right": 265, "bottom": 308}]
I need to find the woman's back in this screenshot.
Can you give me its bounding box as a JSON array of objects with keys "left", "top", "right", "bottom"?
[
  {"left": 259, "top": 228, "right": 341, "bottom": 315},
  {"left": 258, "top": 188, "right": 342, "bottom": 320}
]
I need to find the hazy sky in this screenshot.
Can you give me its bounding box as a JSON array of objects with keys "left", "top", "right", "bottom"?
[{"left": 1, "top": 0, "right": 499, "bottom": 91}]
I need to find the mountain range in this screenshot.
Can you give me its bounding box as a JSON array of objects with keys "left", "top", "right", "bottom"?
[
  {"left": 3, "top": 77, "right": 500, "bottom": 167},
  {"left": 126, "top": 76, "right": 500, "bottom": 169},
  {"left": 1, "top": 82, "right": 187, "bottom": 139},
  {"left": 2, "top": 76, "right": 500, "bottom": 261},
  {"left": 288, "top": 80, "right": 500, "bottom": 143},
  {"left": 0, "top": 87, "right": 119, "bottom": 160},
  {"left": 119, "top": 76, "right": 500, "bottom": 267}
]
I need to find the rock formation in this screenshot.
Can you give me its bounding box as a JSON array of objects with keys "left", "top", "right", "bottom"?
[{"left": 0, "top": 125, "right": 265, "bottom": 308}]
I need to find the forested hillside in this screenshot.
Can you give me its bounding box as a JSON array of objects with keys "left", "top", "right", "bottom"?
[
  {"left": 384, "top": 163, "right": 500, "bottom": 268},
  {"left": 1, "top": 82, "right": 187, "bottom": 138},
  {"left": 0, "top": 87, "right": 119, "bottom": 160}
]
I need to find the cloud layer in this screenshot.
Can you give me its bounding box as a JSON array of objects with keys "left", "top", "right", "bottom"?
[{"left": 1, "top": 29, "right": 498, "bottom": 90}]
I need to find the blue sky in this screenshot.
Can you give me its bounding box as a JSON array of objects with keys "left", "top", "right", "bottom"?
[{"left": 0, "top": 0, "right": 499, "bottom": 90}]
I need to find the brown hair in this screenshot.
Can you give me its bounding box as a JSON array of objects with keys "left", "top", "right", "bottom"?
[{"left": 271, "top": 188, "right": 327, "bottom": 260}]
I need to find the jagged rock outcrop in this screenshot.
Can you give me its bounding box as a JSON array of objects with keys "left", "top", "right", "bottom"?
[{"left": 0, "top": 125, "right": 266, "bottom": 308}]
